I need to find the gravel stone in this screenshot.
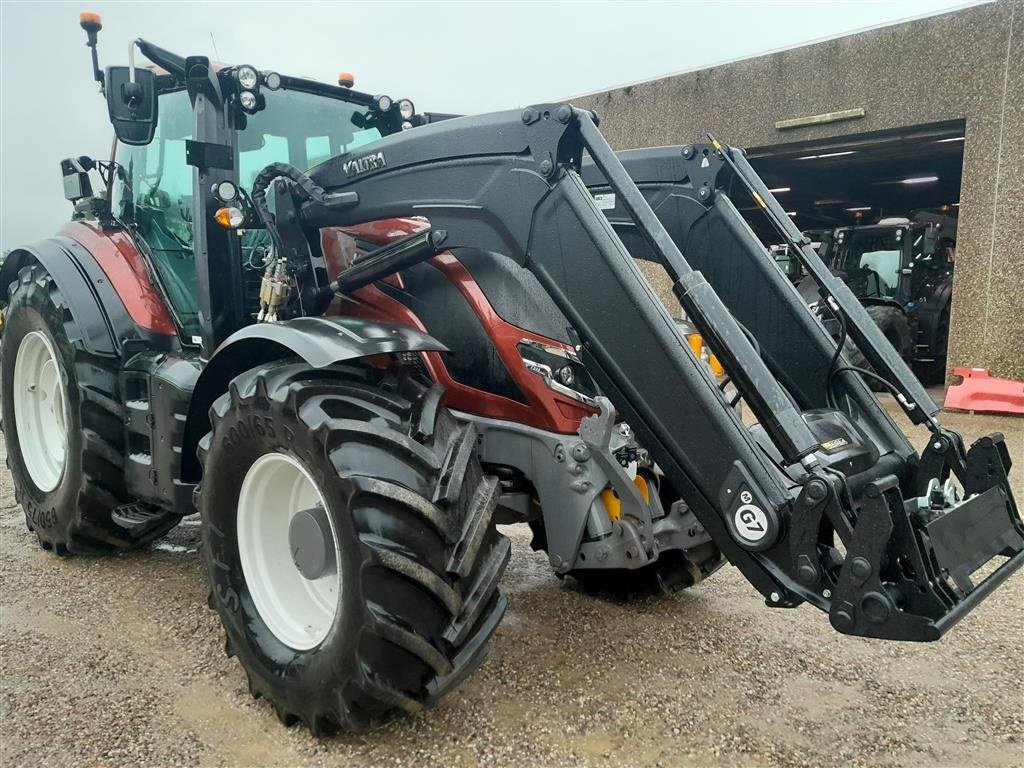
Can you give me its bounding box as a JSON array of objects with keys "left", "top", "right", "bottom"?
[{"left": 1, "top": 396, "right": 1021, "bottom": 767}]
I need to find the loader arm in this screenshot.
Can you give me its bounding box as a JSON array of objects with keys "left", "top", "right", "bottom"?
[{"left": 277, "top": 104, "right": 1021, "bottom": 641}]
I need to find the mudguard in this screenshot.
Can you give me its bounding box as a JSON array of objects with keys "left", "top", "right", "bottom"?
[
  {"left": 0, "top": 237, "right": 152, "bottom": 356},
  {"left": 179, "top": 315, "right": 448, "bottom": 481}
]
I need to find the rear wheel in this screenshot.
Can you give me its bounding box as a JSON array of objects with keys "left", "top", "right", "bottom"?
[
  {"left": 1, "top": 262, "right": 177, "bottom": 554},
  {"left": 199, "top": 361, "right": 510, "bottom": 733}
]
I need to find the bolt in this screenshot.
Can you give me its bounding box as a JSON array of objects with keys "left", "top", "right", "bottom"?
[
  {"left": 569, "top": 462, "right": 585, "bottom": 476},
  {"left": 571, "top": 442, "right": 591, "bottom": 462},
  {"left": 698, "top": 185, "right": 711, "bottom": 201},
  {"left": 549, "top": 553, "right": 563, "bottom": 568},
  {"left": 823, "top": 588, "right": 832, "bottom": 599},
  {"left": 797, "top": 563, "right": 818, "bottom": 584},
  {"left": 933, "top": 441, "right": 943, "bottom": 451},
  {"left": 850, "top": 556, "right": 872, "bottom": 582},
  {"left": 521, "top": 107, "right": 539, "bottom": 125},
  {"left": 770, "top": 592, "right": 781, "bottom": 603},
  {"left": 555, "top": 104, "right": 572, "bottom": 124},
  {"left": 597, "top": 546, "right": 610, "bottom": 562},
  {"left": 681, "top": 145, "right": 695, "bottom": 159},
  {"left": 617, "top": 423, "right": 632, "bottom": 437},
  {"left": 539, "top": 159, "right": 553, "bottom": 175},
  {"left": 806, "top": 479, "right": 827, "bottom": 502},
  {"left": 554, "top": 444, "right": 566, "bottom": 463},
  {"left": 833, "top": 608, "right": 854, "bottom": 632}
]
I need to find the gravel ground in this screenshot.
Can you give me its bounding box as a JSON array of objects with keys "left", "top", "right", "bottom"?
[{"left": 1, "top": 395, "right": 1022, "bottom": 768}]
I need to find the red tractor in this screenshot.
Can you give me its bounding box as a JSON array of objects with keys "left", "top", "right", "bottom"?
[{"left": 1, "top": 14, "right": 1020, "bottom": 734}]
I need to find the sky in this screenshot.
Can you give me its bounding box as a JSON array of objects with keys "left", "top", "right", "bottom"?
[{"left": 0, "top": 0, "right": 982, "bottom": 251}]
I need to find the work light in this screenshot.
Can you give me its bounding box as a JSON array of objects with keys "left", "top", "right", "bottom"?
[
  {"left": 398, "top": 99, "right": 415, "bottom": 120},
  {"left": 236, "top": 65, "right": 259, "bottom": 90}
]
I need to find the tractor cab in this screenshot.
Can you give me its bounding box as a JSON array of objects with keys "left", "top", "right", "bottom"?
[
  {"left": 64, "top": 24, "right": 423, "bottom": 349},
  {"left": 825, "top": 214, "right": 956, "bottom": 308}
]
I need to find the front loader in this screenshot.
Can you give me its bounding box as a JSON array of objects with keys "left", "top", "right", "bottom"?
[{"left": 0, "top": 14, "right": 1020, "bottom": 734}]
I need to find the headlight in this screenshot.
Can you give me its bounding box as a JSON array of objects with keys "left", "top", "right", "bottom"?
[
  {"left": 236, "top": 65, "right": 259, "bottom": 90},
  {"left": 401, "top": 120, "right": 413, "bottom": 131},
  {"left": 264, "top": 71, "right": 281, "bottom": 90},
  {"left": 375, "top": 94, "right": 393, "bottom": 112},
  {"left": 398, "top": 98, "right": 415, "bottom": 120},
  {"left": 212, "top": 180, "right": 239, "bottom": 203},
  {"left": 239, "top": 90, "right": 258, "bottom": 111}
]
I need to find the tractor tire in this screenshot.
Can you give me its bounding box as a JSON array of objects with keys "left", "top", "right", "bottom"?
[
  {"left": 198, "top": 360, "right": 510, "bottom": 734},
  {"left": 845, "top": 305, "right": 913, "bottom": 392},
  {"left": 0, "top": 262, "right": 178, "bottom": 554}
]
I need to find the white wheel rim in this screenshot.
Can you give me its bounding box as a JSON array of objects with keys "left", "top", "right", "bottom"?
[
  {"left": 237, "top": 452, "right": 341, "bottom": 650},
  {"left": 13, "top": 330, "right": 68, "bottom": 492}
]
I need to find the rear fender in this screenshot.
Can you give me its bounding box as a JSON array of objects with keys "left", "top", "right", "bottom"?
[
  {"left": 179, "top": 316, "right": 447, "bottom": 482},
  {"left": 0, "top": 236, "right": 178, "bottom": 357},
  {"left": 1, "top": 239, "right": 129, "bottom": 356}
]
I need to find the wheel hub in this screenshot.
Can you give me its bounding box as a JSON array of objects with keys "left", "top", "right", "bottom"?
[
  {"left": 288, "top": 505, "right": 337, "bottom": 581},
  {"left": 236, "top": 452, "right": 341, "bottom": 650}
]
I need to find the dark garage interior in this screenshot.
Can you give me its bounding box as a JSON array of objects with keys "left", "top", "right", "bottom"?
[{"left": 741, "top": 120, "right": 965, "bottom": 242}]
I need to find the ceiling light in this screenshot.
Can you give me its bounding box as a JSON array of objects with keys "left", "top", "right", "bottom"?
[
  {"left": 846, "top": 206, "right": 872, "bottom": 211},
  {"left": 768, "top": 186, "right": 790, "bottom": 193},
  {"left": 902, "top": 176, "right": 939, "bottom": 184},
  {"left": 936, "top": 136, "right": 965, "bottom": 143},
  {"left": 786, "top": 211, "right": 797, "bottom": 216}
]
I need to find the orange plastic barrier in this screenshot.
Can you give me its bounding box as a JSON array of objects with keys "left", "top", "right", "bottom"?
[{"left": 943, "top": 368, "right": 1024, "bottom": 416}]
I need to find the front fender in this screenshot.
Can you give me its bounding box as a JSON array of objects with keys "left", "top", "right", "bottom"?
[{"left": 179, "top": 316, "right": 447, "bottom": 482}]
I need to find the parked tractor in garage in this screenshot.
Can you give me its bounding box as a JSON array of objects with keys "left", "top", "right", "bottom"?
[
  {"left": 811, "top": 213, "right": 957, "bottom": 383},
  {"left": 1, "top": 15, "right": 1020, "bottom": 735}
]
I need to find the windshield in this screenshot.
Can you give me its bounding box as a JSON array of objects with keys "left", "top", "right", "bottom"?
[
  {"left": 834, "top": 229, "right": 905, "bottom": 299},
  {"left": 113, "top": 85, "right": 389, "bottom": 338},
  {"left": 238, "top": 87, "right": 387, "bottom": 188}
]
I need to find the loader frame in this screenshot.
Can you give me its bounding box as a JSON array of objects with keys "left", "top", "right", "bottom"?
[{"left": 259, "top": 103, "right": 1023, "bottom": 641}]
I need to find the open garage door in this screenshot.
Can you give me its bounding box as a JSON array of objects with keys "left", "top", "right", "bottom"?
[{"left": 740, "top": 120, "right": 965, "bottom": 241}]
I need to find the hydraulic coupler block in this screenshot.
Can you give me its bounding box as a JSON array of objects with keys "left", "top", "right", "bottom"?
[{"left": 256, "top": 258, "right": 290, "bottom": 323}]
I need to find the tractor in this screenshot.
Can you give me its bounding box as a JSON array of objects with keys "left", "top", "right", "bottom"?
[
  {"left": 1, "top": 14, "right": 1021, "bottom": 735},
  {"left": 814, "top": 213, "right": 957, "bottom": 384}
]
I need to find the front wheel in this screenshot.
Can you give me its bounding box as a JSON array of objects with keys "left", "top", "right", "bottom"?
[{"left": 199, "top": 361, "right": 510, "bottom": 734}]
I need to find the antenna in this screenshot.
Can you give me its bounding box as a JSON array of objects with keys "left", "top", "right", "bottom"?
[{"left": 209, "top": 32, "right": 222, "bottom": 61}]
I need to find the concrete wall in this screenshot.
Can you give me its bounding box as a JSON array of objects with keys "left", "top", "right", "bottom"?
[{"left": 575, "top": 0, "right": 1024, "bottom": 380}]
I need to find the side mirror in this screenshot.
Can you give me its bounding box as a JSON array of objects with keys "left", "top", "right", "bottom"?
[{"left": 105, "top": 66, "right": 158, "bottom": 146}]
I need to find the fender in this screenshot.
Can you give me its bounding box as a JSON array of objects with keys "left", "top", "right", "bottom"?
[
  {"left": 0, "top": 236, "right": 175, "bottom": 356},
  {"left": 179, "top": 315, "right": 448, "bottom": 482}
]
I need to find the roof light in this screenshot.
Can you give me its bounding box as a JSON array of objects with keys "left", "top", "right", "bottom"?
[
  {"left": 798, "top": 151, "right": 855, "bottom": 160},
  {"left": 936, "top": 136, "right": 965, "bottom": 143},
  {"left": 768, "top": 186, "right": 790, "bottom": 193},
  {"left": 264, "top": 72, "right": 282, "bottom": 90},
  {"left": 239, "top": 90, "right": 257, "bottom": 111},
  {"left": 398, "top": 99, "right": 415, "bottom": 120},
  {"left": 375, "top": 94, "right": 393, "bottom": 112},
  {"left": 79, "top": 11, "right": 102, "bottom": 27},
  {"left": 338, "top": 72, "right": 355, "bottom": 88},
  {"left": 236, "top": 65, "right": 259, "bottom": 90},
  {"left": 902, "top": 176, "right": 938, "bottom": 184}
]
